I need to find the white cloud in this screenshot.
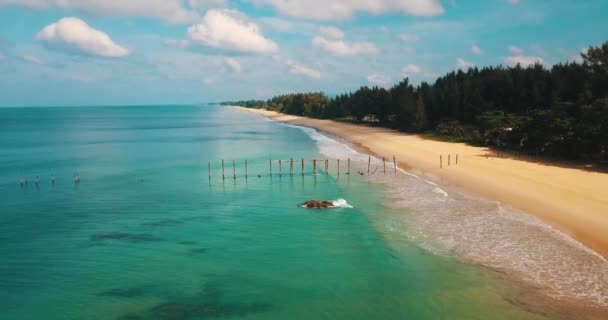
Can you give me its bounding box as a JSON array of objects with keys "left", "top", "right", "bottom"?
[
  {"left": 23, "top": 54, "right": 43, "bottom": 64},
  {"left": 471, "top": 44, "right": 483, "bottom": 55},
  {"left": 188, "top": 9, "right": 279, "bottom": 55},
  {"left": 0, "top": 0, "right": 47, "bottom": 8},
  {"left": 508, "top": 45, "right": 524, "bottom": 55},
  {"left": 223, "top": 57, "right": 241, "bottom": 72},
  {"left": 36, "top": 17, "right": 130, "bottom": 57},
  {"left": 399, "top": 33, "right": 418, "bottom": 42},
  {"left": 401, "top": 64, "right": 422, "bottom": 78},
  {"left": 530, "top": 44, "right": 546, "bottom": 57},
  {"left": 504, "top": 55, "right": 544, "bottom": 67},
  {"left": 319, "top": 26, "right": 344, "bottom": 40},
  {"left": 367, "top": 73, "right": 390, "bottom": 85},
  {"left": 163, "top": 38, "right": 189, "bottom": 49},
  {"left": 312, "top": 27, "right": 377, "bottom": 56},
  {"left": 0, "top": 0, "right": 219, "bottom": 23},
  {"left": 570, "top": 47, "right": 588, "bottom": 63},
  {"left": 55, "top": 0, "right": 199, "bottom": 23},
  {"left": 456, "top": 57, "right": 474, "bottom": 69},
  {"left": 287, "top": 60, "right": 321, "bottom": 79},
  {"left": 188, "top": 0, "right": 227, "bottom": 10},
  {"left": 248, "top": 0, "right": 444, "bottom": 20}
]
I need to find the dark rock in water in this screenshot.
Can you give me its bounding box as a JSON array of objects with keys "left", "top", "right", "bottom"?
[{"left": 301, "top": 200, "right": 335, "bottom": 208}]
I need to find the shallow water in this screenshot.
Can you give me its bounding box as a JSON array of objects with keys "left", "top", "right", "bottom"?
[{"left": 0, "top": 105, "right": 569, "bottom": 319}]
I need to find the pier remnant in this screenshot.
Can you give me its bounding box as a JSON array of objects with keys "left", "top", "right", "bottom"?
[
  {"left": 233, "top": 160, "right": 236, "bottom": 180},
  {"left": 222, "top": 160, "right": 225, "bottom": 180},
  {"left": 367, "top": 156, "right": 371, "bottom": 174},
  {"left": 393, "top": 155, "right": 397, "bottom": 174}
]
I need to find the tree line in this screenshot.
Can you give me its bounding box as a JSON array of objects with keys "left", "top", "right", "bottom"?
[{"left": 225, "top": 41, "right": 608, "bottom": 162}]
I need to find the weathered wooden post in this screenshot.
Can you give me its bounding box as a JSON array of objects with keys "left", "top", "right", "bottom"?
[
  {"left": 383, "top": 157, "right": 386, "bottom": 175},
  {"left": 279, "top": 160, "right": 282, "bottom": 176},
  {"left": 440, "top": 155, "right": 443, "bottom": 168},
  {"left": 367, "top": 156, "right": 371, "bottom": 174},
  {"left": 337, "top": 159, "right": 340, "bottom": 176},
  {"left": 456, "top": 154, "right": 459, "bottom": 165},
  {"left": 269, "top": 159, "right": 272, "bottom": 176},
  {"left": 232, "top": 160, "right": 236, "bottom": 179},
  {"left": 347, "top": 158, "right": 351, "bottom": 175},
  {"left": 245, "top": 160, "right": 248, "bottom": 179},
  {"left": 313, "top": 160, "right": 317, "bottom": 174},
  {"left": 290, "top": 158, "right": 294, "bottom": 176},
  {"left": 301, "top": 158, "right": 304, "bottom": 176},
  {"left": 208, "top": 162, "right": 211, "bottom": 182},
  {"left": 325, "top": 159, "right": 328, "bottom": 172},
  {"left": 222, "top": 160, "right": 225, "bottom": 180},
  {"left": 393, "top": 155, "right": 397, "bottom": 174},
  {"left": 448, "top": 154, "right": 451, "bottom": 166}
]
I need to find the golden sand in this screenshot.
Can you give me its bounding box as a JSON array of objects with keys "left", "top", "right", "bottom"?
[{"left": 239, "top": 107, "right": 608, "bottom": 259}]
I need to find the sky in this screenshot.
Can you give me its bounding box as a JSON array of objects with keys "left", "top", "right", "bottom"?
[{"left": 0, "top": 0, "right": 606, "bottom": 106}]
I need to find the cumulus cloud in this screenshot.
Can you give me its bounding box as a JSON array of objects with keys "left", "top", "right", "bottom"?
[
  {"left": 504, "top": 55, "right": 544, "bottom": 67},
  {"left": 319, "top": 26, "right": 345, "bottom": 40},
  {"left": 0, "top": 0, "right": 47, "bottom": 8},
  {"left": 287, "top": 60, "right": 321, "bottom": 79},
  {"left": 508, "top": 45, "right": 524, "bottom": 55},
  {"left": 223, "top": 57, "right": 241, "bottom": 72},
  {"left": 471, "top": 45, "right": 483, "bottom": 55},
  {"left": 399, "top": 33, "right": 418, "bottom": 42},
  {"left": 248, "top": 0, "right": 444, "bottom": 20},
  {"left": 312, "top": 26, "right": 377, "bottom": 56},
  {"left": 504, "top": 46, "right": 543, "bottom": 67},
  {"left": 456, "top": 57, "right": 474, "bottom": 69},
  {"left": 367, "top": 73, "right": 390, "bottom": 85},
  {"left": 401, "top": 64, "right": 421, "bottom": 77},
  {"left": 22, "top": 54, "right": 44, "bottom": 64},
  {"left": 36, "top": 17, "right": 130, "bottom": 57},
  {"left": 0, "top": 0, "right": 218, "bottom": 23},
  {"left": 188, "top": 9, "right": 279, "bottom": 55},
  {"left": 188, "top": 0, "right": 227, "bottom": 10},
  {"left": 163, "top": 38, "right": 189, "bottom": 49}
]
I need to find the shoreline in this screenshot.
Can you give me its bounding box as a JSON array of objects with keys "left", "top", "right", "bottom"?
[{"left": 237, "top": 107, "right": 608, "bottom": 259}]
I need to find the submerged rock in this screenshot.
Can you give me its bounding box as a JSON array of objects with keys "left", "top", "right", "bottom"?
[{"left": 301, "top": 200, "right": 335, "bottom": 209}]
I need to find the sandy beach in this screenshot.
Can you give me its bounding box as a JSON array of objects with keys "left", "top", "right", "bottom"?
[{"left": 239, "top": 107, "right": 608, "bottom": 259}]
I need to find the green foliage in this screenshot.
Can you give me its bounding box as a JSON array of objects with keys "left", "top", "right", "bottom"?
[{"left": 225, "top": 41, "right": 608, "bottom": 162}]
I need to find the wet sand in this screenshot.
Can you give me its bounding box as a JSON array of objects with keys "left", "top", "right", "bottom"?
[{"left": 238, "top": 107, "right": 608, "bottom": 259}]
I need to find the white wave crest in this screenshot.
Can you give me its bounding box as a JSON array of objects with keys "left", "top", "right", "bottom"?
[{"left": 332, "top": 198, "right": 354, "bottom": 208}]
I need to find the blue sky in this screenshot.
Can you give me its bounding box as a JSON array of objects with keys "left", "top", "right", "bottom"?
[{"left": 0, "top": 0, "right": 606, "bottom": 106}]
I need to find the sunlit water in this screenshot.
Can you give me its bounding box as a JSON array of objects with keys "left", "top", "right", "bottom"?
[{"left": 0, "top": 105, "right": 576, "bottom": 319}]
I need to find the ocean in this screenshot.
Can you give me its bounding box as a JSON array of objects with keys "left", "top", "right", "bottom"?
[{"left": 0, "top": 105, "right": 596, "bottom": 319}]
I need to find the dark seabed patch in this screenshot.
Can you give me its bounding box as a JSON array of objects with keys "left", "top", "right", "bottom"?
[
  {"left": 119, "top": 281, "right": 272, "bottom": 320},
  {"left": 97, "top": 286, "right": 149, "bottom": 299},
  {"left": 141, "top": 219, "right": 184, "bottom": 227},
  {"left": 188, "top": 248, "right": 209, "bottom": 255},
  {"left": 90, "top": 233, "right": 161, "bottom": 243},
  {"left": 178, "top": 241, "right": 199, "bottom": 246}
]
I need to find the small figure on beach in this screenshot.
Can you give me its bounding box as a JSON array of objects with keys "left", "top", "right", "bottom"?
[
  {"left": 51, "top": 175, "right": 55, "bottom": 185},
  {"left": 35, "top": 176, "right": 39, "bottom": 186},
  {"left": 20, "top": 176, "right": 24, "bottom": 187},
  {"left": 74, "top": 172, "right": 80, "bottom": 184}
]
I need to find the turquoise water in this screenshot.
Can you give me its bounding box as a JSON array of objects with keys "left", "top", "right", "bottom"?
[{"left": 0, "top": 106, "right": 557, "bottom": 319}]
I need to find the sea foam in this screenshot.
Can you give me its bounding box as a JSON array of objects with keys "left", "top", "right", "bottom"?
[{"left": 283, "top": 121, "right": 608, "bottom": 308}]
